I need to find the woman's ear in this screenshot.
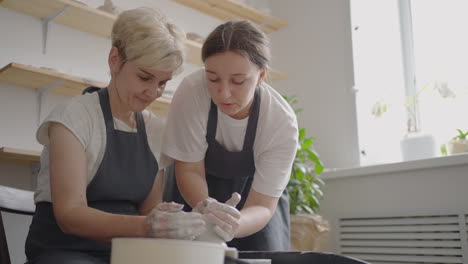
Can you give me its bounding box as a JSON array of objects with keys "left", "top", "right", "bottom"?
[
  {"left": 108, "top": 46, "right": 122, "bottom": 75},
  {"left": 257, "top": 68, "right": 267, "bottom": 86}
]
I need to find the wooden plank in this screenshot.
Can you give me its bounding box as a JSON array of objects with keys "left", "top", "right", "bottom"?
[
  {"left": 0, "top": 63, "right": 105, "bottom": 96},
  {"left": 173, "top": 0, "right": 287, "bottom": 33},
  {"left": 0, "top": 0, "right": 287, "bottom": 81},
  {"left": 0, "top": 0, "right": 67, "bottom": 20},
  {"left": 185, "top": 39, "right": 203, "bottom": 66},
  {"left": 0, "top": 63, "right": 169, "bottom": 115},
  {"left": 0, "top": 0, "right": 115, "bottom": 38},
  {"left": 147, "top": 96, "right": 171, "bottom": 117},
  {"left": 175, "top": 0, "right": 237, "bottom": 22},
  {"left": 0, "top": 147, "right": 40, "bottom": 164},
  {"left": 268, "top": 68, "right": 288, "bottom": 82},
  {"left": 54, "top": 0, "right": 115, "bottom": 38},
  {"left": 208, "top": 0, "right": 286, "bottom": 33}
]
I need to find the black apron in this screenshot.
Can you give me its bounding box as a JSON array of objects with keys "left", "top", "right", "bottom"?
[
  {"left": 25, "top": 88, "right": 158, "bottom": 263},
  {"left": 164, "top": 91, "right": 290, "bottom": 251}
]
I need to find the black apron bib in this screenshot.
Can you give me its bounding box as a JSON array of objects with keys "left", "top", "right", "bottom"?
[
  {"left": 164, "top": 91, "right": 290, "bottom": 251},
  {"left": 25, "top": 88, "right": 158, "bottom": 263}
]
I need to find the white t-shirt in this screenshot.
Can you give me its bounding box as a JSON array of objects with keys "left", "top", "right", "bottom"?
[
  {"left": 162, "top": 69, "right": 298, "bottom": 198},
  {"left": 34, "top": 92, "right": 166, "bottom": 203}
]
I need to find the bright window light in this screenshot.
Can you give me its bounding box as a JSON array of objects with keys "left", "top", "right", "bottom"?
[{"left": 351, "top": 0, "right": 468, "bottom": 165}]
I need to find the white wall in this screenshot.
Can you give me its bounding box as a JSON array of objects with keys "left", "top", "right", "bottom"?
[{"left": 269, "top": 0, "right": 360, "bottom": 169}]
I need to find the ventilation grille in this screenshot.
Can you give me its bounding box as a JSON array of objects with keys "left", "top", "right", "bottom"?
[
  {"left": 339, "top": 214, "right": 466, "bottom": 264},
  {"left": 466, "top": 214, "right": 468, "bottom": 246}
]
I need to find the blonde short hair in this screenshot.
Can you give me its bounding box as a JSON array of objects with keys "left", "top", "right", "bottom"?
[{"left": 111, "top": 8, "right": 185, "bottom": 74}]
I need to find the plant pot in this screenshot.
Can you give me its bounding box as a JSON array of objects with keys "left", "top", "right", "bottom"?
[
  {"left": 447, "top": 139, "right": 468, "bottom": 155},
  {"left": 290, "top": 214, "right": 330, "bottom": 251},
  {"left": 400, "top": 132, "right": 436, "bottom": 161}
]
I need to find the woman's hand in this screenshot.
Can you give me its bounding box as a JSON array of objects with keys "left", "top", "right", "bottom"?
[
  {"left": 194, "top": 193, "right": 241, "bottom": 242},
  {"left": 146, "top": 202, "right": 206, "bottom": 240}
]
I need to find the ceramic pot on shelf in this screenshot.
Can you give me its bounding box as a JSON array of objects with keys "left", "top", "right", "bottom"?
[{"left": 447, "top": 139, "right": 468, "bottom": 155}]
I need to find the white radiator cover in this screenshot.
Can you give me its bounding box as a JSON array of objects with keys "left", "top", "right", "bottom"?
[{"left": 339, "top": 214, "right": 468, "bottom": 264}]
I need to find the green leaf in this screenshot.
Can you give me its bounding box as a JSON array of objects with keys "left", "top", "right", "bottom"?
[
  {"left": 315, "top": 177, "right": 325, "bottom": 186},
  {"left": 453, "top": 129, "right": 467, "bottom": 140},
  {"left": 299, "top": 128, "right": 306, "bottom": 139},
  {"left": 288, "top": 179, "right": 301, "bottom": 186},
  {"left": 440, "top": 144, "right": 447, "bottom": 156},
  {"left": 295, "top": 163, "right": 308, "bottom": 175},
  {"left": 302, "top": 138, "right": 313, "bottom": 149},
  {"left": 284, "top": 94, "right": 325, "bottom": 215},
  {"left": 303, "top": 206, "right": 314, "bottom": 214}
]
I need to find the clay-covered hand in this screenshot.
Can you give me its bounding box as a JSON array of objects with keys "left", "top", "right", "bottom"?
[
  {"left": 201, "top": 193, "right": 241, "bottom": 242},
  {"left": 192, "top": 197, "right": 217, "bottom": 214},
  {"left": 146, "top": 202, "right": 206, "bottom": 240}
]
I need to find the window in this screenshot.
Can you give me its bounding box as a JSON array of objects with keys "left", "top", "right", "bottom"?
[{"left": 351, "top": 0, "right": 468, "bottom": 165}]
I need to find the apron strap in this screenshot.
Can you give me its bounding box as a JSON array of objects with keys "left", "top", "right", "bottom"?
[
  {"left": 205, "top": 90, "right": 261, "bottom": 148},
  {"left": 135, "top": 111, "right": 145, "bottom": 136},
  {"left": 97, "top": 88, "right": 115, "bottom": 133},
  {"left": 243, "top": 89, "right": 261, "bottom": 151},
  {"left": 205, "top": 100, "right": 218, "bottom": 142}
]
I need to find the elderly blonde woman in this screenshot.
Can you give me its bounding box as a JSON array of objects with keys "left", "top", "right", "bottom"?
[{"left": 25, "top": 8, "right": 205, "bottom": 264}]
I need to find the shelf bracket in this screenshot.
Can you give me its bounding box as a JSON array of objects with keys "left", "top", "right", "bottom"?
[
  {"left": 41, "top": 5, "right": 70, "bottom": 54},
  {"left": 36, "top": 80, "right": 64, "bottom": 126}
]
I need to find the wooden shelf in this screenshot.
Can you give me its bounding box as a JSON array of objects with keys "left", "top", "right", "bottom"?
[
  {"left": 0, "top": 0, "right": 116, "bottom": 38},
  {"left": 268, "top": 68, "right": 288, "bottom": 82},
  {"left": 173, "top": 0, "right": 287, "bottom": 33},
  {"left": 0, "top": 63, "right": 105, "bottom": 96},
  {"left": 0, "top": 147, "right": 40, "bottom": 164},
  {"left": 0, "top": 63, "right": 170, "bottom": 115},
  {"left": 0, "top": 0, "right": 287, "bottom": 81}
]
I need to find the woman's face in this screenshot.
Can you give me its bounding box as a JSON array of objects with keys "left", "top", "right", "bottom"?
[
  {"left": 204, "top": 51, "right": 265, "bottom": 120},
  {"left": 110, "top": 48, "right": 173, "bottom": 112}
]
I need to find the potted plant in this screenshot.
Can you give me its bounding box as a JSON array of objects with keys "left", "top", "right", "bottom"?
[
  {"left": 372, "top": 81, "right": 456, "bottom": 161},
  {"left": 284, "top": 95, "right": 329, "bottom": 251},
  {"left": 446, "top": 129, "right": 468, "bottom": 155}
]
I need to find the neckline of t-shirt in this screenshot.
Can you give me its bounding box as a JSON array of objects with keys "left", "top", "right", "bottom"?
[
  {"left": 217, "top": 108, "right": 249, "bottom": 127},
  {"left": 113, "top": 117, "right": 138, "bottom": 132}
]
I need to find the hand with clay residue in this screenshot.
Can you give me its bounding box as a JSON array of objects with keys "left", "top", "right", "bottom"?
[{"left": 146, "top": 202, "right": 206, "bottom": 240}]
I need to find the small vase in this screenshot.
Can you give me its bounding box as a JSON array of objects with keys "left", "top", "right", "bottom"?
[{"left": 400, "top": 132, "right": 436, "bottom": 161}]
